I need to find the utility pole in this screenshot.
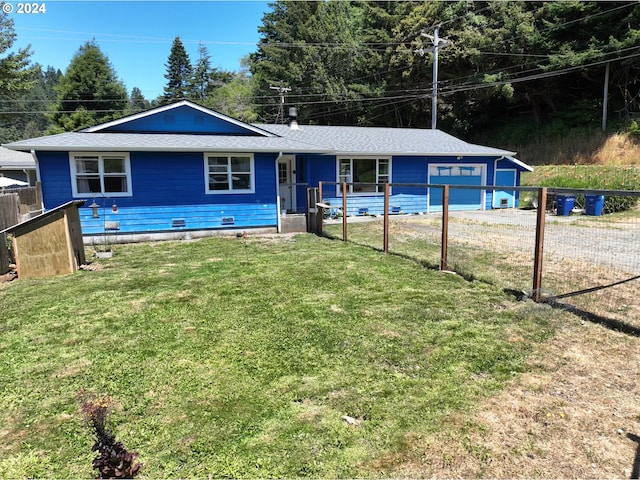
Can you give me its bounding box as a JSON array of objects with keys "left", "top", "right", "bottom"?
[
  {"left": 270, "top": 85, "right": 292, "bottom": 124},
  {"left": 415, "top": 27, "right": 450, "bottom": 129}
]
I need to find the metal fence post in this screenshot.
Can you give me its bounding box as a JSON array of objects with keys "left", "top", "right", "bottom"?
[
  {"left": 441, "top": 185, "right": 449, "bottom": 271},
  {"left": 306, "top": 187, "right": 320, "bottom": 234},
  {"left": 532, "top": 187, "right": 547, "bottom": 301},
  {"left": 383, "top": 183, "right": 390, "bottom": 252},
  {"left": 318, "top": 182, "right": 324, "bottom": 234},
  {"left": 342, "top": 182, "right": 348, "bottom": 242}
]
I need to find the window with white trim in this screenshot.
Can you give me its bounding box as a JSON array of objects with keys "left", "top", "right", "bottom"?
[
  {"left": 69, "top": 153, "right": 131, "bottom": 197},
  {"left": 337, "top": 157, "right": 390, "bottom": 194},
  {"left": 205, "top": 153, "right": 255, "bottom": 194}
]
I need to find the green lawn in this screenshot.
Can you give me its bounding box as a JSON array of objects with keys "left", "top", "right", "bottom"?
[{"left": 0, "top": 233, "right": 557, "bottom": 478}]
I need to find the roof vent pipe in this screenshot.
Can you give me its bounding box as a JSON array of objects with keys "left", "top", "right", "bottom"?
[{"left": 288, "top": 107, "right": 299, "bottom": 130}]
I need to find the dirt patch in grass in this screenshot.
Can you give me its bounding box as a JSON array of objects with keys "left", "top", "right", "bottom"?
[
  {"left": 387, "top": 310, "right": 640, "bottom": 478},
  {"left": 0, "top": 265, "right": 17, "bottom": 283}
]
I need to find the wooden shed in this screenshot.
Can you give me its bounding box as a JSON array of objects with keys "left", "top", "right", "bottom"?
[{"left": 1, "top": 200, "right": 86, "bottom": 279}]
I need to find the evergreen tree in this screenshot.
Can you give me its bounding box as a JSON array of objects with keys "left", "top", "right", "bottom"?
[
  {"left": 0, "top": 64, "right": 60, "bottom": 142},
  {"left": 251, "top": 1, "right": 403, "bottom": 125},
  {"left": 50, "top": 40, "right": 128, "bottom": 132},
  {"left": 207, "top": 56, "right": 257, "bottom": 122},
  {"left": 250, "top": 1, "right": 320, "bottom": 123},
  {"left": 162, "top": 36, "right": 193, "bottom": 103},
  {"left": 129, "top": 87, "right": 150, "bottom": 112},
  {"left": 0, "top": 1, "right": 36, "bottom": 98},
  {"left": 192, "top": 43, "right": 212, "bottom": 101},
  {"left": 249, "top": 0, "right": 640, "bottom": 134}
]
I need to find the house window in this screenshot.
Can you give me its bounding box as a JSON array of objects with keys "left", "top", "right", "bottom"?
[
  {"left": 337, "top": 157, "right": 390, "bottom": 194},
  {"left": 69, "top": 153, "right": 131, "bottom": 197},
  {"left": 205, "top": 153, "right": 254, "bottom": 194}
]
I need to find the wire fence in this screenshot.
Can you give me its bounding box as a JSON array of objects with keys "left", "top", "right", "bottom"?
[{"left": 313, "top": 182, "right": 640, "bottom": 328}]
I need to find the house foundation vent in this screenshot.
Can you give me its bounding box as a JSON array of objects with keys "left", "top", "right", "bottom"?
[
  {"left": 172, "top": 219, "right": 186, "bottom": 228},
  {"left": 104, "top": 221, "right": 120, "bottom": 231},
  {"left": 499, "top": 198, "right": 509, "bottom": 208},
  {"left": 222, "top": 217, "right": 235, "bottom": 225}
]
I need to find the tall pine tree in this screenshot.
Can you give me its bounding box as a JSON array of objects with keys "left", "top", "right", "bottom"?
[
  {"left": 192, "top": 43, "right": 212, "bottom": 101},
  {"left": 250, "top": 1, "right": 396, "bottom": 125},
  {"left": 162, "top": 37, "right": 193, "bottom": 103},
  {"left": 50, "top": 40, "right": 128, "bottom": 132},
  {"left": 129, "top": 87, "right": 149, "bottom": 112}
]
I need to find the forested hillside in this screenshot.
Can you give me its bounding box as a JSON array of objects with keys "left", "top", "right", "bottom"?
[
  {"left": 2, "top": 0, "right": 640, "bottom": 156},
  {"left": 250, "top": 1, "right": 640, "bottom": 135}
]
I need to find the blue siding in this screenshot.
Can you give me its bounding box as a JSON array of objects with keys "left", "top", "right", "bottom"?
[
  {"left": 38, "top": 145, "right": 524, "bottom": 234},
  {"left": 81, "top": 203, "right": 277, "bottom": 234},
  {"left": 125, "top": 152, "right": 276, "bottom": 207},
  {"left": 39, "top": 151, "right": 74, "bottom": 208},
  {"left": 308, "top": 154, "right": 335, "bottom": 188},
  {"left": 39, "top": 151, "right": 280, "bottom": 233},
  {"left": 40, "top": 151, "right": 277, "bottom": 208},
  {"left": 321, "top": 194, "right": 428, "bottom": 216},
  {"left": 313, "top": 155, "right": 510, "bottom": 215},
  {"left": 100, "top": 105, "right": 261, "bottom": 135},
  {"left": 392, "top": 156, "right": 428, "bottom": 190},
  {"left": 388, "top": 156, "right": 429, "bottom": 205},
  {"left": 485, "top": 158, "right": 496, "bottom": 209}
]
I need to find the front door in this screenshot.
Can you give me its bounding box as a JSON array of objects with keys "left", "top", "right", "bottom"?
[{"left": 278, "top": 155, "right": 295, "bottom": 212}]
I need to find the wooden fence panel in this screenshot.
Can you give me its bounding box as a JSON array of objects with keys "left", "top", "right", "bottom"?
[
  {"left": 0, "top": 234, "right": 7, "bottom": 274},
  {"left": 0, "top": 193, "right": 20, "bottom": 274},
  {"left": 0, "top": 193, "right": 20, "bottom": 229},
  {"left": 3, "top": 185, "right": 37, "bottom": 207}
]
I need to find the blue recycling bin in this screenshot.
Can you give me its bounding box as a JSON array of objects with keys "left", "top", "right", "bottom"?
[
  {"left": 555, "top": 195, "right": 575, "bottom": 216},
  {"left": 585, "top": 194, "right": 605, "bottom": 216}
]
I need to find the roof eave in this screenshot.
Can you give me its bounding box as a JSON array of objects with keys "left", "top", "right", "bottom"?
[
  {"left": 334, "top": 150, "right": 517, "bottom": 157},
  {"left": 504, "top": 155, "right": 533, "bottom": 172},
  {"left": 3, "top": 145, "right": 333, "bottom": 154}
]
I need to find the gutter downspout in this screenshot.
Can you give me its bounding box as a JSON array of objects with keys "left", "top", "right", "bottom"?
[
  {"left": 31, "top": 149, "right": 41, "bottom": 183},
  {"left": 493, "top": 157, "right": 502, "bottom": 209},
  {"left": 275, "top": 152, "right": 283, "bottom": 233},
  {"left": 31, "top": 149, "right": 44, "bottom": 212}
]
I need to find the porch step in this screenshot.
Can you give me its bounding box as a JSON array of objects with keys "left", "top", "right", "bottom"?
[{"left": 281, "top": 213, "right": 306, "bottom": 233}]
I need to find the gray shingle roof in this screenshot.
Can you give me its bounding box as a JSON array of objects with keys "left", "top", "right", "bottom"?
[
  {"left": 255, "top": 124, "right": 515, "bottom": 156},
  {"left": 2, "top": 132, "right": 332, "bottom": 154},
  {"left": 3, "top": 126, "right": 515, "bottom": 157},
  {"left": 0, "top": 146, "right": 35, "bottom": 168},
  {"left": 1, "top": 99, "right": 515, "bottom": 157}
]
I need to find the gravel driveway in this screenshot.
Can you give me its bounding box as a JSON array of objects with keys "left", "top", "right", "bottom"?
[{"left": 446, "top": 209, "right": 640, "bottom": 274}]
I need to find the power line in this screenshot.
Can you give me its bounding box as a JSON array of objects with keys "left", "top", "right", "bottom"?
[
  {"left": 5, "top": 45, "right": 639, "bottom": 117},
  {"left": 442, "top": 50, "right": 640, "bottom": 97}
]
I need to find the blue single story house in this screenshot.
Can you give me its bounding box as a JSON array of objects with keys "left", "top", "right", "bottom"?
[{"left": 2, "top": 100, "right": 531, "bottom": 237}]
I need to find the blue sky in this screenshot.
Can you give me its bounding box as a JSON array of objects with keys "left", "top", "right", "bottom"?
[{"left": 8, "top": 0, "right": 271, "bottom": 100}]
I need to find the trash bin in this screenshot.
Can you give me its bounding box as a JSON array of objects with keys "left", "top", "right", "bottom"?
[
  {"left": 556, "top": 195, "right": 575, "bottom": 216},
  {"left": 585, "top": 194, "right": 605, "bottom": 216}
]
